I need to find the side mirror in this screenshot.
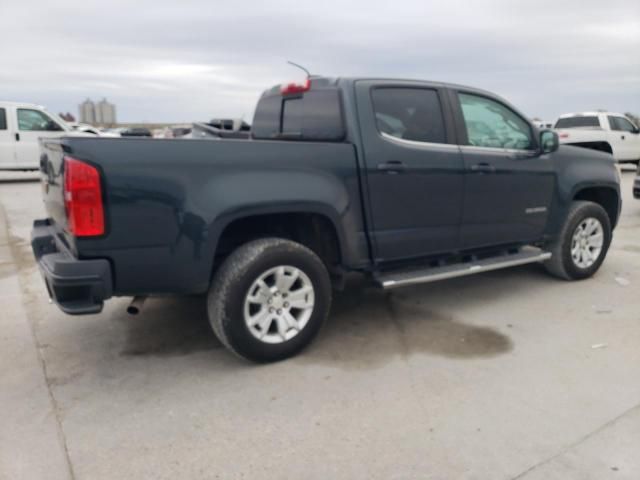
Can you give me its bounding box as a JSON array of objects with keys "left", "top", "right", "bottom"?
[{"left": 540, "top": 130, "right": 559, "bottom": 154}]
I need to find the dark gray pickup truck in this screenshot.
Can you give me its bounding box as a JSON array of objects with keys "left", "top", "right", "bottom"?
[{"left": 32, "top": 76, "right": 621, "bottom": 362}]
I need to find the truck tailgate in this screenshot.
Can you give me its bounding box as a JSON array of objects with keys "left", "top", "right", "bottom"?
[
  {"left": 555, "top": 128, "right": 602, "bottom": 144},
  {"left": 39, "top": 139, "right": 69, "bottom": 234}
]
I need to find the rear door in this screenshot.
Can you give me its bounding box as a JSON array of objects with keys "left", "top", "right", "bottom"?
[
  {"left": 15, "top": 108, "right": 67, "bottom": 168},
  {"left": 0, "top": 107, "right": 15, "bottom": 168},
  {"left": 450, "top": 90, "right": 555, "bottom": 249},
  {"left": 355, "top": 80, "right": 464, "bottom": 262}
]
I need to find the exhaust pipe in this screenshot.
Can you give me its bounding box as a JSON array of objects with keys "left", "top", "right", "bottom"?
[{"left": 127, "top": 296, "right": 148, "bottom": 315}]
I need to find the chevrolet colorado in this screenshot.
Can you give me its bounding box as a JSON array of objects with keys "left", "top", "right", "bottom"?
[{"left": 32, "top": 77, "right": 621, "bottom": 362}]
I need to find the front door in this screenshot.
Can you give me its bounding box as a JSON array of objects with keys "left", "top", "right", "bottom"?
[
  {"left": 355, "top": 81, "right": 465, "bottom": 262},
  {"left": 15, "top": 108, "right": 66, "bottom": 169},
  {"left": 0, "top": 107, "right": 16, "bottom": 168},
  {"left": 451, "top": 91, "right": 555, "bottom": 249},
  {"left": 608, "top": 115, "right": 640, "bottom": 162}
]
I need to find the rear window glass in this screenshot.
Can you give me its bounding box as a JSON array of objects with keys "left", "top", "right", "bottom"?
[
  {"left": 0, "top": 108, "right": 6, "bottom": 130},
  {"left": 371, "top": 88, "right": 446, "bottom": 144},
  {"left": 252, "top": 88, "right": 345, "bottom": 141},
  {"left": 554, "top": 116, "right": 600, "bottom": 129},
  {"left": 282, "top": 98, "right": 304, "bottom": 134}
]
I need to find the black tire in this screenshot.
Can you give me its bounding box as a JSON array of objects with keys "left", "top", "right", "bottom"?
[
  {"left": 544, "top": 201, "right": 612, "bottom": 280},
  {"left": 207, "top": 238, "right": 331, "bottom": 362}
]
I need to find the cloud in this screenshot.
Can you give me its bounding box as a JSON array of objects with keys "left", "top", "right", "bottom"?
[{"left": 2, "top": 0, "right": 639, "bottom": 122}]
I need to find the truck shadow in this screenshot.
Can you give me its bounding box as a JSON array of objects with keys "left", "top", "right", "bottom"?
[
  {"left": 117, "top": 296, "right": 222, "bottom": 357},
  {"left": 298, "top": 267, "right": 548, "bottom": 369},
  {"left": 111, "top": 266, "right": 553, "bottom": 368}
]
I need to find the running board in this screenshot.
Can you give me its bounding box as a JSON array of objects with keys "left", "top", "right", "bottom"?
[{"left": 375, "top": 247, "right": 552, "bottom": 289}]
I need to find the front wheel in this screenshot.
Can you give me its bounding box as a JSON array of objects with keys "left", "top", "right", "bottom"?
[
  {"left": 207, "top": 238, "right": 331, "bottom": 362},
  {"left": 544, "top": 201, "right": 612, "bottom": 280}
]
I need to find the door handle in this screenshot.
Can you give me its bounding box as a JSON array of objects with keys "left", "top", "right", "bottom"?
[
  {"left": 469, "top": 162, "right": 496, "bottom": 173},
  {"left": 15, "top": 133, "right": 20, "bottom": 141},
  {"left": 621, "top": 135, "right": 625, "bottom": 140},
  {"left": 377, "top": 160, "right": 406, "bottom": 173}
]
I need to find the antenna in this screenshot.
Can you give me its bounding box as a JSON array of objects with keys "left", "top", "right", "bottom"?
[{"left": 286, "top": 61, "right": 311, "bottom": 78}]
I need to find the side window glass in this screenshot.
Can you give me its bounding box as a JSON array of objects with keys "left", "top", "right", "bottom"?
[
  {"left": 614, "top": 117, "right": 636, "bottom": 133},
  {"left": 17, "top": 109, "right": 63, "bottom": 132},
  {"left": 371, "top": 88, "right": 446, "bottom": 144},
  {"left": 0, "top": 108, "right": 6, "bottom": 130},
  {"left": 458, "top": 93, "right": 533, "bottom": 150}
]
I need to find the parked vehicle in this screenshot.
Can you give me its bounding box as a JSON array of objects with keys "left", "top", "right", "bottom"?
[
  {"left": 120, "top": 127, "right": 152, "bottom": 137},
  {"left": 103, "top": 127, "right": 125, "bottom": 136},
  {"left": 31, "top": 77, "right": 621, "bottom": 362},
  {"left": 188, "top": 119, "right": 251, "bottom": 139},
  {"left": 171, "top": 127, "right": 192, "bottom": 138},
  {"left": 534, "top": 120, "right": 554, "bottom": 129},
  {"left": 0, "top": 101, "right": 90, "bottom": 170},
  {"left": 554, "top": 112, "right": 640, "bottom": 164},
  {"left": 67, "top": 123, "right": 120, "bottom": 137},
  {"left": 66, "top": 122, "right": 99, "bottom": 135}
]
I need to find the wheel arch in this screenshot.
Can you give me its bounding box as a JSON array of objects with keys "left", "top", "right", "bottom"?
[
  {"left": 564, "top": 141, "right": 614, "bottom": 156},
  {"left": 572, "top": 185, "right": 620, "bottom": 228},
  {"left": 209, "top": 203, "right": 348, "bottom": 276}
]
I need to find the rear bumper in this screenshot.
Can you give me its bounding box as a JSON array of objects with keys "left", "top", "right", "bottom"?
[{"left": 31, "top": 219, "right": 112, "bottom": 315}]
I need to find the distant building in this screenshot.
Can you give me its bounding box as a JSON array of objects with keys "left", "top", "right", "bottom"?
[
  {"left": 78, "top": 98, "right": 117, "bottom": 126},
  {"left": 79, "top": 98, "right": 96, "bottom": 124},
  {"left": 96, "top": 98, "right": 116, "bottom": 125}
]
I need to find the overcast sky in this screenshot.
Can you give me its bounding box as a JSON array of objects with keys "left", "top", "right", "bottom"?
[{"left": 1, "top": 0, "right": 638, "bottom": 123}]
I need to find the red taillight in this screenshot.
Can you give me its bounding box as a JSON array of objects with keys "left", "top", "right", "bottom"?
[
  {"left": 280, "top": 78, "right": 311, "bottom": 95},
  {"left": 64, "top": 156, "right": 104, "bottom": 237},
  {"left": 559, "top": 133, "right": 569, "bottom": 139}
]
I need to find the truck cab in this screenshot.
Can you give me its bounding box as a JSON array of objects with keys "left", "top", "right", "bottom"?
[
  {"left": 31, "top": 77, "right": 622, "bottom": 362},
  {"left": 0, "top": 101, "right": 78, "bottom": 170}
]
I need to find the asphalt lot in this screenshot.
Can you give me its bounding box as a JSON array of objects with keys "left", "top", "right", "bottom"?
[{"left": 1, "top": 168, "right": 639, "bottom": 480}]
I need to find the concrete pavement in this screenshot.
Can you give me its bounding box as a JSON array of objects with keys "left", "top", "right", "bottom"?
[
  {"left": 0, "top": 204, "right": 73, "bottom": 480},
  {"left": 1, "top": 168, "right": 639, "bottom": 480}
]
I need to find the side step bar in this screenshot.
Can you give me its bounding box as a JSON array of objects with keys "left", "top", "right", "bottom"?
[{"left": 375, "top": 247, "right": 551, "bottom": 289}]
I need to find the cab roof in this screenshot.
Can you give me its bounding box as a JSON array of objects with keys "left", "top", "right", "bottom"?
[
  {"left": 557, "top": 111, "right": 626, "bottom": 118},
  {"left": 0, "top": 100, "right": 46, "bottom": 109}
]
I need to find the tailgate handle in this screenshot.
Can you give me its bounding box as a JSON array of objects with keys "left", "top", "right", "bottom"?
[
  {"left": 377, "top": 160, "right": 406, "bottom": 173},
  {"left": 470, "top": 162, "right": 496, "bottom": 173}
]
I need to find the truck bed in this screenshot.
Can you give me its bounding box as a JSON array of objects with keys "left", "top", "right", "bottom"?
[{"left": 39, "top": 136, "right": 365, "bottom": 296}]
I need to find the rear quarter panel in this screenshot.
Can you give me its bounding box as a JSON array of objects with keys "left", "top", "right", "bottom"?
[{"left": 50, "top": 137, "right": 366, "bottom": 294}]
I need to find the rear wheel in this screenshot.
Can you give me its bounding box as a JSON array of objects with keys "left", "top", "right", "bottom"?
[
  {"left": 207, "top": 238, "right": 331, "bottom": 362},
  {"left": 544, "top": 201, "right": 611, "bottom": 280}
]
